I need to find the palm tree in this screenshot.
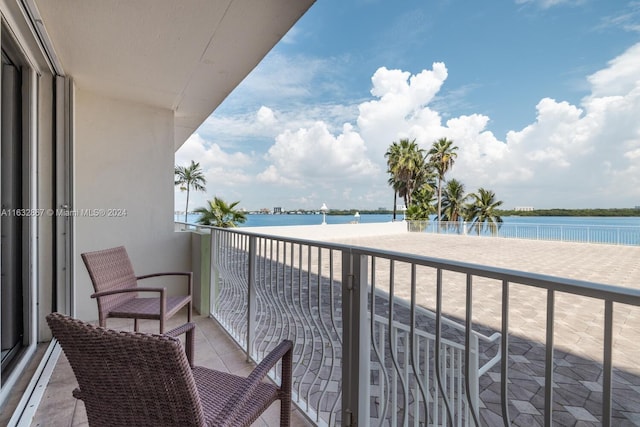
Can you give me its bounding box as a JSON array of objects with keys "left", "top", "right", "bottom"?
[
  {"left": 385, "top": 141, "right": 403, "bottom": 220},
  {"left": 466, "top": 188, "right": 503, "bottom": 235},
  {"left": 385, "top": 138, "right": 428, "bottom": 210},
  {"left": 405, "top": 184, "right": 436, "bottom": 219},
  {"left": 441, "top": 179, "right": 469, "bottom": 224},
  {"left": 428, "top": 138, "right": 458, "bottom": 222},
  {"left": 175, "top": 160, "right": 207, "bottom": 223},
  {"left": 194, "top": 197, "right": 247, "bottom": 228}
]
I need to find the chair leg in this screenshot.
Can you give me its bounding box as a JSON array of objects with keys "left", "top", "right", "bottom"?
[
  {"left": 279, "top": 396, "right": 291, "bottom": 427},
  {"left": 134, "top": 318, "right": 139, "bottom": 332},
  {"left": 280, "top": 345, "right": 293, "bottom": 427}
]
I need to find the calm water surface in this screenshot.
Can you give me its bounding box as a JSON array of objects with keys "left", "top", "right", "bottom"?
[{"left": 178, "top": 213, "right": 640, "bottom": 228}]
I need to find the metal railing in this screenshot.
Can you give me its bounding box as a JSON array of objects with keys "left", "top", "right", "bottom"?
[
  {"left": 204, "top": 226, "right": 640, "bottom": 426},
  {"left": 409, "top": 220, "right": 640, "bottom": 246}
]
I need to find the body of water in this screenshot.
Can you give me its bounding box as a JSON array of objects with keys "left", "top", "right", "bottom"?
[
  {"left": 176, "top": 213, "right": 640, "bottom": 245},
  {"left": 176, "top": 212, "right": 396, "bottom": 226},
  {"left": 177, "top": 213, "right": 640, "bottom": 228}
]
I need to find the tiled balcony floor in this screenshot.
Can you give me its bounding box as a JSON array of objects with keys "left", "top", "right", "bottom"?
[{"left": 30, "top": 311, "right": 314, "bottom": 427}]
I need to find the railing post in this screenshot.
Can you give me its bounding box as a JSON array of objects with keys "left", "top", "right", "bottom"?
[
  {"left": 342, "top": 250, "right": 370, "bottom": 426},
  {"left": 209, "top": 230, "right": 220, "bottom": 317},
  {"left": 247, "top": 235, "right": 257, "bottom": 361},
  {"left": 469, "top": 334, "right": 480, "bottom": 418}
]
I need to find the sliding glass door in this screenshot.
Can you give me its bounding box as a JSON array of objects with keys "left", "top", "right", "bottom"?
[{"left": 0, "top": 50, "right": 25, "bottom": 376}]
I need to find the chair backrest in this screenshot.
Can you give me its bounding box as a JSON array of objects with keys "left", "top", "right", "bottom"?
[
  {"left": 46, "top": 312, "right": 205, "bottom": 427},
  {"left": 81, "top": 246, "right": 138, "bottom": 312}
]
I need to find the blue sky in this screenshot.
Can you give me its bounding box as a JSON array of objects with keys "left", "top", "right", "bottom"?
[{"left": 176, "top": 0, "right": 640, "bottom": 212}]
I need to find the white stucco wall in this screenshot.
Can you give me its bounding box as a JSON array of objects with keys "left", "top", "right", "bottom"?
[{"left": 74, "top": 89, "right": 191, "bottom": 321}]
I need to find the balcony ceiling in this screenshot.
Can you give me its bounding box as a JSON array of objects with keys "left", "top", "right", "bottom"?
[{"left": 33, "top": 0, "right": 315, "bottom": 148}]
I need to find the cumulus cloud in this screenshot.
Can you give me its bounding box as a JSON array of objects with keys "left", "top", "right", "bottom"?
[
  {"left": 266, "top": 44, "right": 640, "bottom": 208},
  {"left": 175, "top": 133, "right": 253, "bottom": 168},
  {"left": 494, "top": 43, "right": 640, "bottom": 206},
  {"left": 178, "top": 42, "right": 640, "bottom": 210},
  {"left": 358, "top": 64, "right": 448, "bottom": 158},
  {"left": 175, "top": 133, "right": 255, "bottom": 209},
  {"left": 258, "top": 121, "right": 378, "bottom": 188},
  {"left": 587, "top": 43, "right": 640, "bottom": 97},
  {"left": 256, "top": 106, "right": 278, "bottom": 127}
]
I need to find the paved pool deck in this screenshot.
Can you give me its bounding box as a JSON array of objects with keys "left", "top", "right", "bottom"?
[{"left": 328, "top": 230, "right": 640, "bottom": 425}]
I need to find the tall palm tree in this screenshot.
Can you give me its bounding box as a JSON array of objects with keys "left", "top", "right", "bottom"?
[
  {"left": 441, "top": 179, "right": 468, "bottom": 223},
  {"left": 428, "top": 138, "right": 458, "bottom": 222},
  {"left": 466, "top": 188, "right": 503, "bottom": 235},
  {"left": 175, "top": 160, "right": 207, "bottom": 223},
  {"left": 385, "top": 141, "right": 403, "bottom": 220},
  {"left": 194, "top": 197, "right": 247, "bottom": 228},
  {"left": 385, "top": 138, "right": 428, "bottom": 209}
]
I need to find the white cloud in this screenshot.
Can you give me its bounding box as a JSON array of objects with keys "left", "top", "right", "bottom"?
[
  {"left": 258, "top": 121, "right": 378, "bottom": 188},
  {"left": 175, "top": 133, "right": 253, "bottom": 168},
  {"left": 493, "top": 43, "right": 640, "bottom": 207},
  {"left": 256, "top": 106, "right": 277, "bottom": 127},
  {"left": 358, "top": 65, "right": 448, "bottom": 152},
  {"left": 177, "top": 42, "right": 640, "bottom": 210},
  {"left": 515, "top": 0, "right": 585, "bottom": 9},
  {"left": 587, "top": 43, "right": 640, "bottom": 97},
  {"left": 229, "top": 52, "right": 351, "bottom": 106},
  {"left": 175, "top": 133, "right": 255, "bottom": 210},
  {"left": 598, "top": 3, "right": 640, "bottom": 33}
]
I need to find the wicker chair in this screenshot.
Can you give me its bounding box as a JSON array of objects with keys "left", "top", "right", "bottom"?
[
  {"left": 46, "top": 312, "right": 294, "bottom": 427},
  {"left": 81, "top": 245, "right": 192, "bottom": 333}
]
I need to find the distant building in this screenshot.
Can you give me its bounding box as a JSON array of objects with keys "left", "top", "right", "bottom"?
[
  {"left": 273, "top": 207, "right": 282, "bottom": 214},
  {"left": 514, "top": 206, "right": 535, "bottom": 212}
]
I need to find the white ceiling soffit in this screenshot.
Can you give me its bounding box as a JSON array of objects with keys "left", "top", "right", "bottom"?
[{"left": 33, "top": 0, "right": 316, "bottom": 149}]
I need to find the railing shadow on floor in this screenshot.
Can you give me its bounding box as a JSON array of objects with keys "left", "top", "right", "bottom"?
[{"left": 206, "top": 226, "right": 640, "bottom": 427}]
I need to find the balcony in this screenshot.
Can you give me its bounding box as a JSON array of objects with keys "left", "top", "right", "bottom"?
[
  {"left": 29, "top": 313, "right": 313, "bottom": 427},
  {"left": 29, "top": 225, "right": 640, "bottom": 426}
]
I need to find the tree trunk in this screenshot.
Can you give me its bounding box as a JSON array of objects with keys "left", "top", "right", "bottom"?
[
  {"left": 392, "top": 191, "right": 397, "bottom": 221},
  {"left": 437, "top": 178, "right": 442, "bottom": 221},
  {"left": 184, "top": 188, "right": 190, "bottom": 223}
]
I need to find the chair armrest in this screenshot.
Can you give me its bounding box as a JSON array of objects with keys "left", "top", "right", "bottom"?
[
  {"left": 136, "top": 272, "right": 193, "bottom": 297},
  {"left": 214, "top": 340, "right": 293, "bottom": 426},
  {"left": 165, "top": 322, "right": 196, "bottom": 367},
  {"left": 90, "top": 287, "right": 166, "bottom": 299},
  {"left": 136, "top": 271, "right": 191, "bottom": 280}
]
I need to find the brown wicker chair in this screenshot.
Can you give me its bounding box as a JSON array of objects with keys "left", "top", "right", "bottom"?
[
  {"left": 46, "top": 312, "right": 294, "bottom": 427},
  {"left": 81, "top": 245, "right": 192, "bottom": 333}
]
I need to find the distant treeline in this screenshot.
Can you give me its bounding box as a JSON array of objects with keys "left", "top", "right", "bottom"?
[
  {"left": 498, "top": 208, "right": 640, "bottom": 217},
  {"left": 326, "top": 208, "right": 640, "bottom": 217}
]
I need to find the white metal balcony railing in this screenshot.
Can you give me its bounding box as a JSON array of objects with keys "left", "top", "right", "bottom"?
[
  {"left": 408, "top": 220, "right": 640, "bottom": 246},
  {"left": 182, "top": 223, "right": 640, "bottom": 426}
]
